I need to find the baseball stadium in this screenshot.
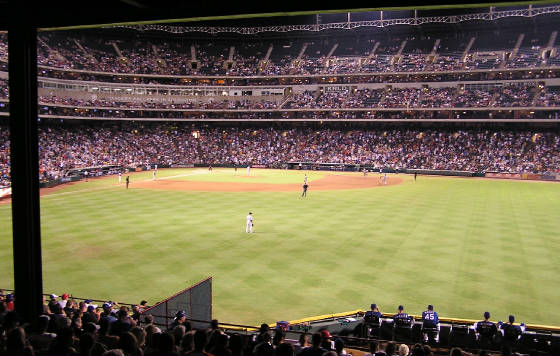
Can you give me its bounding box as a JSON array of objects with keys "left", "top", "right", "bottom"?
[{"left": 1, "top": 1, "right": 560, "bottom": 355}]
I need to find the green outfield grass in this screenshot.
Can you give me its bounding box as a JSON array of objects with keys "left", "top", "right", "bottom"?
[{"left": 1, "top": 168, "right": 559, "bottom": 326}]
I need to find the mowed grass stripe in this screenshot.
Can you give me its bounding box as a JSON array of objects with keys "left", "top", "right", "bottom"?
[{"left": 0, "top": 170, "right": 559, "bottom": 325}]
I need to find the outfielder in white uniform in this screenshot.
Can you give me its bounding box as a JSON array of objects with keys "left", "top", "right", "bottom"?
[
  {"left": 118, "top": 172, "right": 122, "bottom": 184},
  {"left": 247, "top": 165, "right": 251, "bottom": 176},
  {"left": 246, "top": 212, "right": 253, "bottom": 233}
]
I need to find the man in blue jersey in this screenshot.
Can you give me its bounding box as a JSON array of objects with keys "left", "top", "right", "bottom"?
[
  {"left": 392, "top": 305, "right": 413, "bottom": 341},
  {"left": 499, "top": 315, "right": 525, "bottom": 351},
  {"left": 363, "top": 304, "right": 383, "bottom": 338},
  {"left": 393, "top": 305, "right": 413, "bottom": 326},
  {"left": 474, "top": 311, "right": 498, "bottom": 349},
  {"left": 421, "top": 305, "right": 440, "bottom": 343}
]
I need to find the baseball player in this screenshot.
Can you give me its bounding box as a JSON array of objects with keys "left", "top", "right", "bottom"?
[
  {"left": 422, "top": 305, "right": 440, "bottom": 342},
  {"left": 246, "top": 212, "right": 253, "bottom": 233},
  {"left": 247, "top": 164, "right": 251, "bottom": 176},
  {"left": 152, "top": 169, "right": 156, "bottom": 180},
  {"left": 118, "top": 172, "right": 122, "bottom": 184},
  {"left": 126, "top": 176, "right": 130, "bottom": 189},
  {"left": 304, "top": 174, "right": 308, "bottom": 184}
]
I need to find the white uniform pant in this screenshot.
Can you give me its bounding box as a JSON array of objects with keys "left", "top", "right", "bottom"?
[{"left": 246, "top": 222, "right": 253, "bottom": 233}]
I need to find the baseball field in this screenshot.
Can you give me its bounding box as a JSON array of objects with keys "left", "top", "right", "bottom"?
[{"left": 0, "top": 168, "right": 559, "bottom": 327}]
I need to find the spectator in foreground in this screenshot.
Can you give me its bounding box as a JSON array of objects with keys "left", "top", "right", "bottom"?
[
  {"left": 297, "top": 332, "right": 327, "bottom": 356},
  {"left": 253, "top": 331, "right": 274, "bottom": 356},
  {"left": 276, "top": 341, "right": 295, "bottom": 356},
  {"left": 398, "top": 344, "right": 409, "bottom": 356}
]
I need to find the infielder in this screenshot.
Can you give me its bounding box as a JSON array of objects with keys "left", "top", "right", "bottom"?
[
  {"left": 118, "top": 172, "right": 122, "bottom": 184},
  {"left": 246, "top": 212, "right": 254, "bottom": 233},
  {"left": 304, "top": 174, "right": 308, "bottom": 184},
  {"left": 152, "top": 170, "right": 156, "bottom": 180},
  {"left": 247, "top": 164, "right": 251, "bottom": 175}
]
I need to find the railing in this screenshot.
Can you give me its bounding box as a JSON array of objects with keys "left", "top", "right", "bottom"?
[{"left": 112, "top": 5, "right": 560, "bottom": 35}]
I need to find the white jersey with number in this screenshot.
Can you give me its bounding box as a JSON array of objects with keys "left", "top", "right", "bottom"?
[{"left": 246, "top": 214, "right": 253, "bottom": 233}]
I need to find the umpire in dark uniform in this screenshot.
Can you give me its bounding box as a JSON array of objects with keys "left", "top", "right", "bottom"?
[{"left": 302, "top": 183, "right": 308, "bottom": 197}]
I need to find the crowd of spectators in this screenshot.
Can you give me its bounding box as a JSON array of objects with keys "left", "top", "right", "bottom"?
[
  {"left": 13, "top": 30, "right": 559, "bottom": 79},
  {"left": 0, "top": 33, "right": 7, "bottom": 64},
  {"left": 0, "top": 127, "right": 8, "bottom": 187},
  {"left": 535, "top": 86, "right": 560, "bottom": 106},
  {"left": 0, "top": 79, "right": 7, "bottom": 100},
  {"left": 493, "top": 85, "right": 536, "bottom": 107},
  {"left": 0, "top": 292, "right": 532, "bottom": 356},
  {"left": 0, "top": 292, "right": 344, "bottom": 356},
  {"left": 0, "top": 123, "right": 558, "bottom": 186},
  {"left": 280, "top": 85, "right": 545, "bottom": 110},
  {"left": 32, "top": 64, "right": 560, "bottom": 87},
  {"left": 27, "top": 83, "right": 560, "bottom": 115},
  {"left": 37, "top": 96, "right": 281, "bottom": 111}
]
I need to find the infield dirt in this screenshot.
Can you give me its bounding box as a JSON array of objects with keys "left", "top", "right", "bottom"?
[{"left": 132, "top": 174, "right": 403, "bottom": 192}]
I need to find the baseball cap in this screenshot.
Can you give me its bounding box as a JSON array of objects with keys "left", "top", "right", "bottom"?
[
  {"left": 50, "top": 294, "right": 58, "bottom": 299},
  {"left": 6, "top": 293, "right": 13, "bottom": 301},
  {"left": 61, "top": 293, "right": 69, "bottom": 300},
  {"left": 102, "top": 302, "right": 113, "bottom": 309},
  {"left": 371, "top": 303, "right": 377, "bottom": 309},
  {"left": 484, "top": 311, "right": 491, "bottom": 319},
  {"left": 509, "top": 315, "right": 515, "bottom": 323},
  {"left": 321, "top": 330, "right": 331, "bottom": 338},
  {"left": 427, "top": 305, "right": 434, "bottom": 310},
  {"left": 175, "top": 310, "right": 186, "bottom": 319},
  {"left": 87, "top": 305, "right": 96, "bottom": 311},
  {"left": 398, "top": 305, "right": 404, "bottom": 311},
  {"left": 85, "top": 299, "right": 92, "bottom": 304}
]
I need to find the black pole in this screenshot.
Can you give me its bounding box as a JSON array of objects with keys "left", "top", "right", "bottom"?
[{"left": 8, "top": 6, "right": 43, "bottom": 323}]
